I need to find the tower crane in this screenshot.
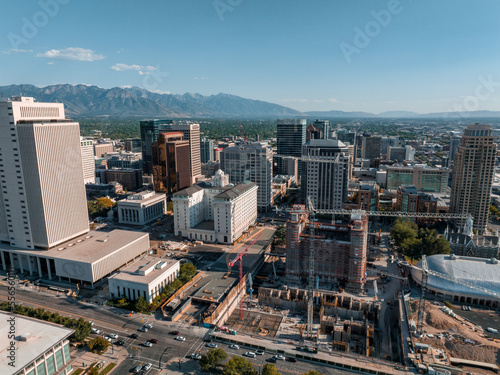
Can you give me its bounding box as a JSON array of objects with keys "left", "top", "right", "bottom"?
[{"left": 239, "top": 122, "right": 248, "bottom": 144}]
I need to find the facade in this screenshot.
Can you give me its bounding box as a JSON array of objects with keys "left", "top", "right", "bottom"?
[
  {"left": 386, "top": 166, "right": 450, "bottom": 192},
  {"left": 140, "top": 119, "right": 173, "bottom": 174},
  {"left": 108, "top": 257, "right": 180, "bottom": 302},
  {"left": 173, "top": 171, "right": 258, "bottom": 244},
  {"left": 105, "top": 151, "right": 142, "bottom": 170},
  {"left": 361, "top": 136, "right": 382, "bottom": 161},
  {"left": 200, "top": 138, "right": 215, "bottom": 163},
  {"left": 450, "top": 124, "right": 497, "bottom": 233},
  {"left": 395, "top": 185, "right": 437, "bottom": 214},
  {"left": 152, "top": 132, "right": 191, "bottom": 196},
  {"left": 0, "top": 97, "right": 89, "bottom": 249},
  {"left": 380, "top": 136, "right": 399, "bottom": 156},
  {"left": 306, "top": 120, "right": 329, "bottom": 141},
  {"left": 124, "top": 137, "right": 142, "bottom": 153},
  {"left": 445, "top": 221, "right": 499, "bottom": 259},
  {"left": 105, "top": 169, "right": 143, "bottom": 191},
  {"left": 0, "top": 311, "right": 74, "bottom": 375},
  {"left": 117, "top": 191, "right": 166, "bottom": 225},
  {"left": 448, "top": 135, "right": 461, "bottom": 166},
  {"left": 276, "top": 119, "right": 307, "bottom": 174},
  {"left": 285, "top": 205, "right": 368, "bottom": 291},
  {"left": 80, "top": 138, "right": 95, "bottom": 184},
  {"left": 201, "top": 161, "right": 220, "bottom": 177},
  {"left": 301, "top": 139, "right": 349, "bottom": 210},
  {"left": 160, "top": 122, "right": 202, "bottom": 184},
  {"left": 93, "top": 142, "right": 114, "bottom": 157},
  {"left": 220, "top": 142, "right": 273, "bottom": 211}
]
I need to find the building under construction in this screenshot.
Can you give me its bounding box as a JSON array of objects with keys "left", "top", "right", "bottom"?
[{"left": 285, "top": 205, "right": 368, "bottom": 291}]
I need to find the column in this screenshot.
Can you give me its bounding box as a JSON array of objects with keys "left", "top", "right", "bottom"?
[
  {"left": 27, "top": 255, "right": 33, "bottom": 275},
  {"left": 139, "top": 208, "right": 145, "bottom": 225},
  {"left": 0, "top": 251, "right": 6, "bottom": 271},
  {"left": 18, "top": 254, "right": 24, "bottom": 274},
  {"left": 46, "top": 258, "right": 52, "bottom": 280},
  {"left": 36, "top": 257, "right": 42, "bottom": 277},
  {"left": 9, "top": 252, "right": 14, "bottom": 270}
]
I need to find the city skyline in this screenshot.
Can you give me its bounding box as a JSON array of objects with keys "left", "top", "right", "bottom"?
[{"left": 1, "top": 1, "right": 500, "bottom": 113}]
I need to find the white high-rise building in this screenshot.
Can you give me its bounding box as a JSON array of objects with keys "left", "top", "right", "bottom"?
[
  {"left": 160, "top": 122, "right": 202, "bottom": 184},
  {"left": 80, "top": 137, "right": 95, "bottom": 184},
  {"left": 0, "top": 97, "right": 89, "bottom": 249}
]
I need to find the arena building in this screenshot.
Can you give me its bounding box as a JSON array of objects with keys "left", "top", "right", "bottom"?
[{"left": 411, "top": 254, "right": 500, "bottom": 308}]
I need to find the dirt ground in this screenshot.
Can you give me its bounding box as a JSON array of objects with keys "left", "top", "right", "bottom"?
[{"left": 410, "top": 300, "right": 500, "bottom": 368}]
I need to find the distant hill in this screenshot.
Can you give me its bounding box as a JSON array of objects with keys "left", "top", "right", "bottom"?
[
  {"left": 0, "top": 84, "right": 302, "bottom": 118},
  {"left": 304, "top": 110, "right": 376, "bottom": 118}
]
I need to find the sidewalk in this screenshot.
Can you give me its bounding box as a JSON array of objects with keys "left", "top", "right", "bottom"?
[{"left": 69, "top": 344, "right": 129, "bottom": 374}]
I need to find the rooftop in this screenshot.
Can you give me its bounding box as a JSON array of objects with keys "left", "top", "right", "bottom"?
[
  {"left": 0, "top": 311, "right": 74, "bottom": 375},
  {"left": 108, "top": 256, "right": 179, "bottom": 285},
  {"left": 214, "top": 181, "right": 257, "bottom": 200}
]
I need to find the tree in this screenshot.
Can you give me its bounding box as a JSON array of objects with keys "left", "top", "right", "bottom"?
[
  {"left": 87, "top": 336, "right": 110, "bottom": 354},
  {"left": 262, "top": 363, "right": 282, "bottom": 375},
  {"left": 302, "top": 371, "right": 324, "bottom": 375},
  {"left": 134, "top": 295, "right": 149, "bottom": 313},
  {"left": 167, "top": 201, "right": 174, "bottom": 212},
  {"left": 87, "top": 197, "right": 115, "bottom": 219},
  {"left": 179, "top": 262, "right": 197, "bottom": 282},
  {"left": 199, "top": 348, "right": 228, "bottom": 372},
  {"left": 274, "top": 225, "right": 286, "bottom": 246},
  {"left": 222, "top": 356, "right": 257, "bottom": 375}
]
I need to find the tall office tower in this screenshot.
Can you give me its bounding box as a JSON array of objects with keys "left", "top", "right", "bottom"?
[
  {"left": 200, "top": 138, "right": 215, "bottom": 164},
  {"left": 276, "top": 119, "right": 307, "bottom": 175},
  {"left": 448, "top": 136, "right": 461, "bottom": 167},
  {"left": 140, "top": 119, "right": 173, "bottom": 174},
  {"left": 380, "top": 136, "right": 399, "bottom": 156},
  {"left": 0, "top": 97, "right": 89, "bottom": 249},
  {"left": 160, "top": 122, "right": 201, "bottom": 184},
  {"left": 124, "top": 138, "right": 142, "bottom": 153},
  {"left": 80, "top": 138, "right": 95, "bottom": 184},
  {"left": 220, "top": 142, "right": 273, "bottom": 212},
  {"left": 306, "top": 120, "right": 330, "bottom": 141},
  {"left": 152, "top": 132, "right": 191, "bottom": 196},
  {"left": 450, "top": 124, "right": 497, "bottom": 233},
  {"left": 300, "top": 139, "right": 349, "bottom": 210},
  {"left": 361, "top": 135, "right": 382, "bottom": 161}
]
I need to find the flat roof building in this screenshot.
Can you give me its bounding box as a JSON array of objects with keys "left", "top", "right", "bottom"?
[
  {"left": 109, "top": 257, "right": 180, "bottom": 302},
  {"left": 117, "top": 191, "right": 166, "bottom": 225},
  {"left": 80, "top": 138, "right": 95, "bottom": 184},
  {"left": 0, "top": 311, "right": 74, "bottom": 375},
  {"left": 387, "top": 165, "right": 449, "bottom": 193}
]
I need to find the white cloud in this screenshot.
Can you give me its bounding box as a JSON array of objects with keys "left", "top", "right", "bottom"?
[
  {"left": 37, "top": 47, "right": 105, "bottom": 61},
  {"left": 47, "top": 61, "right": 54, "bottom": 65},
  {"left": 328, "top": 98, "right": 338, "bottom": 103},
  {"left": 282, "top": 98, "right": 339, "bottom": 104},
  {"left": 121, "top": 85, "right": 132, "bottom": 89},
  {"left": 150, "top": 89, "right": 171, "bottom": 95},
  {"left": 283, "top": 98, "right": 309, "bottom": 103},
  {"left": 2, "top": 48, "right": 32, "bottom": 55},
  {"left": 111, "top": 63, "right": 157, "bottom": 72}
]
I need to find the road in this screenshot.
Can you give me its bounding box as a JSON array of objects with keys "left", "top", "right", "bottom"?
[{"left": 0, "top": 287, "right": 365, "bottom": 375}]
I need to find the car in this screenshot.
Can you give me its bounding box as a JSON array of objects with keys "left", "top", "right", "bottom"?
[
  {"left": 244, "top": 352, "right": 256, "bottom": 358},
  {"left": 91, "top": 328, "right": 101, "bottom": 334},
  {"left": 191, "top": 353, "right": 202, "bottom": 360},
  {"left": 134, "top": 365, "right": 143, "bottom": 373},
  {"left": 229, "top": 344, "right": 240, "bottom": 350},
  {"left": 144, "top": 323, "right": 153, "bottom": 329},
  {"left": 130, "top": 333, "right": 139, "bottom": 339},
  {"left": 89, "top": 321, "right": 95, "bottom": 326},
  {"left": 150, "top": 338, "right": 159, "bottom": 344},
  {"left": 143, "top": 341, "right": 153, "bottom": 347},
  {"left": 274, "top": 354, "right": 285, "bottom": 360},
  {"left": 287, "top": 357, "right": 297, "bottom": 362},
  {"left": 255, "top": 349, "right": 264, "bottom": 355},
  {"left": 169, "top": 330, "right": 180, "bottom": 335},
  {"left": 267, "top": 357, "right": 277, "bottom": 363},
  {"left": 206, "top": 343, "right": 217, "bottom": 348},
  {"left": 104, "top": 336, "right": 112, "bottom": 342},
  {"left": 115, "top": 340, "right": 125, "bottom": 346},
  {"left": 109, "top": 333, "right": 118, "bottom": 339},
  {"left": 175, "top": 336, "right": 186, "bottom": 341},
  {"left": 142, "top": 363, "right": 152, "bottom": 371},
  {"left": 139, "top": 327, "right": 149, "bottom": 332}
]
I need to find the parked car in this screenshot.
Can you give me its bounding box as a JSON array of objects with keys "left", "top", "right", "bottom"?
[
  {"left": 274, "top": 354, "right": 285, "bottom": 360},
  {"left": 115, "top": 340, "right": 125, "bottom": 346},
  {"left": 130, "top": 333, "right": 139, "bottom": 339},
  {"left": 191, "top": 353, "right": 202, "bottom": 360},
  {"left": 175, "top": 336, "right": 186, "bottom": 341},
  {"left": 206, "top": 343, "right": 217, "bottom": 348},
  {"left": 143, "top": 341, "right": 153, "bottom": 347},
  {"left": 255, "top": 349, "right": 264, "bottom": 355},
  {"left": 144, "top": 323, "right": 153, "bottom": 329},
  {"left": 169, "top": 330, "right": 180, "bottom": 335},
  {"left": 139, "top": 327, "right": 148, "bottom": 332},
  {"left": 287, "top": 357, "right": 297, "bottom": 362},
  {"left": 109, "top": 333, "right": 118, "bottom": 339},
  {"left": 150, "top": 338, "right": 159, "bottom": 344},
  {"left": 244, "top": 352, "right": 256, "bottom": 358},
  {"left": 229, "top": 344, "right": 240, "bottom": 349},
  {"left": 91, "top": 328, "right": 101, "bottom": 334},
  {"left": 134, "top": 365, "right": 142, "bottom": 373},
  {"left": 104, "top": 336, "right": 112, "bottom": 342},
  {"left": 142, "top": 363, "right": 152, "bottom": 371}
]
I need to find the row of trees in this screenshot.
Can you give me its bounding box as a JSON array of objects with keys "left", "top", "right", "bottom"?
[
  {"left": 109, "top": 262, "right": 197, "bottom": 313},
  {"left": 199, "top": 348, "right": 322, "bottom": 375},
  {"left": 390, "top": 218, "right": 450, "bottom": 260},
  {"left": 0, "top": 302, "right": 92, "bottom": 342}
]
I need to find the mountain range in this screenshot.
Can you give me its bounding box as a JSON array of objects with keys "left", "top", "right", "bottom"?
[{"left": 1, "top": 84, "right": 500, "bottom": 119}]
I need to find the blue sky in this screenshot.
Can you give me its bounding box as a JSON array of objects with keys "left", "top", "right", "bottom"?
[{"left": 1, "top": 0, "right": 500, "bottom": 113}]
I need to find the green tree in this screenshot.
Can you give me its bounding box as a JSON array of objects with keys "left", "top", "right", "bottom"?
[
  {"left": 87, "top": 336, "right": 110, "bottom": 354},
  {"left": 87, "top": 197, "right": 115, "bottom": 219},
  {"left": 179, "top": 262, "right": 197, "bottom": 282},
  {"left": 274, "top": 225, "right": 286, "bottom": 246},
  {"left": 262, "top": 363, "right": 282, "bottom": 375},
  {"left": 222, "top": 356, "right": 257, "bottom": 375},
  {"left": 134, "top": 295, "right": 149, "bottom": 313},
  {"left": 302, "top": 371, "right": 324, "bottom": 375},
  {"left": 199, "top": 348, "right": 228, "bottom": 372},
  {"left": 167, "top": 201, "right": 174, "bottom": 212}
]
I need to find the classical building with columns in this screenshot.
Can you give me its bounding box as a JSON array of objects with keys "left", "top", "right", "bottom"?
[
  {"left": 0, "top": 311, "right": 74, "bottom": 375},
  {"left": 117, "top": 191, "right": 166, "bottom": 225}
]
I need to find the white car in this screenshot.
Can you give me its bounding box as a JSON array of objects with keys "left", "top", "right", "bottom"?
[
  {"left": 144, "top": 323, "right": 153, "bottom": 329},
  {"left": 89, "top": 321, "right": 95, "bottom": 326},
  {"left": 143, "top": 341, "right": 153, "bottom": 347},
  {"left": 134, "top": 365, "right": 142, "bottom": 373},
  {"left": 274, "top": 354, "right": 285, "bottom": 360},
  {"left": 229, "top": 344, "right": 240, "bottom": 350},
  {"left": 139, "top": 327, "right": 149, "bottom": 332},
  {"left": 175, "top": 336, "right": 186, "bottom": 341},
  {"left": 244, "top": 352, "right": 256, "bottom": 358},
  {"left": 191, "top": 353, "right": 202, "bottom": 360},
  {"left": 91, "top": 328, "right": 101, "bottom": 334},
  {"left": 142, "top": 363, "right": 152, "bottom": 371},
  {"left": 109, "top": 333, "right": 118, "bottom": 339},
  {"left": 206, "top": 343, "right": 218, "bottom": 348},
  {"left": 104, "top": 336, "right": 112, "bottom": 342}
]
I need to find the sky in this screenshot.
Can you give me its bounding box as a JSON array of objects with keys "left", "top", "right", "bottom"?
[{"left": 1, "top": 0, "right": 500, "bottom": 114}]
